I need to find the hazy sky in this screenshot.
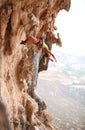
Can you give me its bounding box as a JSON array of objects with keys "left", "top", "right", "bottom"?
[{"left": 54, "top": 0, "right": 85, "bottom": 56}]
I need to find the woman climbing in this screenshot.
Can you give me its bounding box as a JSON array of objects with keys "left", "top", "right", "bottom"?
[{"left": 20, "top": 36, "right": 57, "bottom": 65}]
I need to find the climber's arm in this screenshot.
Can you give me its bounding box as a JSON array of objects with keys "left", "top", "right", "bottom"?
[{"left": 43, "top": 47, "right": 57, "bottom": 62}]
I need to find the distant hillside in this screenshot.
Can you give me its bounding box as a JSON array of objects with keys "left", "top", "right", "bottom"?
[
  {"left": 37, "top": 49, "right": 85, "bottom": 130},
  {"left": 48, "top": 49, "right": 85, "bottom": 85},
  {"left": 36, "top": 78, "right": 85, "bottom": 130}
]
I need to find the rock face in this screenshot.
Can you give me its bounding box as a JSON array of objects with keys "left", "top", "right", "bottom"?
[{"left": 0, "top": 0, "right": 71, "bottom": 130}]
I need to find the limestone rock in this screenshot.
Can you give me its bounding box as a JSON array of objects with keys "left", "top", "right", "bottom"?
[{"left": 0, "top": 0, "right": 71, "bottom": 130}]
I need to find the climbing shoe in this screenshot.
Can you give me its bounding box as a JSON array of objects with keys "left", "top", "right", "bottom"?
[{"left": 20, "top": 40, "right": 25, "bottom": 45}]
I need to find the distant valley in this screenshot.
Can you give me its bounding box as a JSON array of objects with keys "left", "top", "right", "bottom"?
[{"left": 36, "top": 51, "right": 85, "bottom": 130}]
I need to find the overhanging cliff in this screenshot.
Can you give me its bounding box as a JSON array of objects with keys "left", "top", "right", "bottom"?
[{"left": 0, "top": 0, "right": 71, "bottom": 130}]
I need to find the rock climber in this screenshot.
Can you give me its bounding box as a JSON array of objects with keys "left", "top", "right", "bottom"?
[{"left": 20, "top": 36, "right": 57, "bottom": 65}]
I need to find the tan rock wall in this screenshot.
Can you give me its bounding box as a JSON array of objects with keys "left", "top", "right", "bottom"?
[{"left": 0, "top": 0, "right": 71, "bottom": 129}]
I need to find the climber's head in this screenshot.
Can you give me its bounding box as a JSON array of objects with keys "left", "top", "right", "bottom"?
[
  {"left": 36, "top": 37, "right": 48, "bottom": 51},
  {"left": 40, "top": 37, "right": 48, "bottom": 44},
  {"left": 39, "top": 37, "right": 44, "bottom": 48}
]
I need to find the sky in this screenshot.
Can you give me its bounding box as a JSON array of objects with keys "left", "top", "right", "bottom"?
[{"left": 54, "top": 0, "right": 85, "bottom": 56}]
